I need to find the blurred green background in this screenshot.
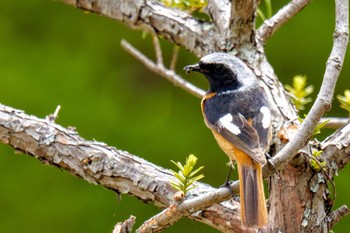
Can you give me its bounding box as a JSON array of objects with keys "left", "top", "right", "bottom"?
[{"left": 0, "top": 0, "right": 349, "bottom": 232}]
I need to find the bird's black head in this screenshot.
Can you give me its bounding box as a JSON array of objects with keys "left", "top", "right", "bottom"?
[{"left": 184, "top": 53, "right": 257, "bottom": 93}]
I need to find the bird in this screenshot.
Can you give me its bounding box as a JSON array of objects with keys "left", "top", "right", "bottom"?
[{"left": 184, "top": 52, "right": 271, "bottom": 228}]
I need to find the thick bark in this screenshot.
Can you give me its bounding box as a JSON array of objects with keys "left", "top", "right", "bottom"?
[
  {"left": 1, "top": 100, "right": 349, "bottom": 232},
  {"left": 0, "top": 104, "right": 249, "bottom": 233}
]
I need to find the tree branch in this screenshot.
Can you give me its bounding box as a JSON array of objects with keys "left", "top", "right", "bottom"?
[
  {"left": 206, "top": 0, "right": 230, "bottom": 32},
  {"left": 321, "top": 121, "right": 350, "bottom": 178},
  {"left": 112, "top": 216, "right": 136, "bottom": 233},
  {"left": 229, "top": 0, "right": 259, "bottom": 45},
  {"left": 327, "top": 205, "right": 350, "bottom": 229},
  {"left": 257, "top": 0, "right": 312, "bottom": 43},
  {"left": 269, "top": 0, "right": 349, "bottom": 171},
  {"left": 321, "top": 117, "right": 348, "bottom": 129},
  {"left": 136, "top": 182, "right": 243, "bottom": 233},
  {"left": 0, "top": 103, "right": 250, "bottom": 233},
  {"left": 3, "top": 101, "right": 347, "bottom": 232},
  {"left": 62, "top": 0, "right": 220, "bottom": 57},
  {"left": 120, "top": 39, "right": 206, "bottom": 98}
]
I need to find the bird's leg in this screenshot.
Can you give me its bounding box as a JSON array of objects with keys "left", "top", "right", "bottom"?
[
  {"left": 220, "top": 161, "right": 236, "bottom": 196},
  {"left": 265, "top": 152, "right": 276, "bottom": 172}
]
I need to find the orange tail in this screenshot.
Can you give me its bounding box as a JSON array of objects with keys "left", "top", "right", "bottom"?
[{"left": 237, "top": 158, "right": 268, "bottom": 228}]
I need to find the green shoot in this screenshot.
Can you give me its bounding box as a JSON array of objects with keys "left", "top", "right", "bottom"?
[
  {"left": 310, "top": 149, "right": 326, "bottom": 171},
  {"left": 257, "top": 0, "right": 272, "bottom": 21},
  {"left": 159, "top": 0, "right": 207, "bottom": 12},
  {"left": 298, "top": 116, "right": 330, "bottom": 137},
  {"left": 337, "top": 90, "right": 350, "bottom": 114},
  {"left": 264, "top": 0, "right": 273, "bottom": 19},
  {"left": 285, "top": 75, "right": 314, "bottom": 112},
  {"left": 257, "top": 8, "right": 266, "bottom": 21},
  {"left": 170, "top": 154, "right": 204, "bottom": 195}
]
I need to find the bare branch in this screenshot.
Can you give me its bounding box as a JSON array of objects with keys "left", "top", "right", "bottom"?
[
  {"left": 137, "top": 182, "right": 243, "bottom": 233},
  {"left": 46, "top": 105, "right": 61, "bottom": 122},
  {"left": 169, "top": 46, "right": 180, "bottom": 71},
  {"left": 153, "top": 35, "right": 163, "bottom": 66},
  {"left": 0, "top": 104, "right": 175, "bottom": 207},
  {"left": 257, "top": 0, "right": 312, "bottom": 43},
  {"left": 321, "top": 117, "right": 348, "bottom": 129},
  {"left": 327, "top": 205, "right": 350, "bottom": 229},
  {"left": 112, "top": 216, "right": 136, "bottom": 233},
  {"left": 321, "top": 121, "right": 350, "bottom": 178},
  {"left": 269, "top": 0, "right": 349, "bottom": 171},
  {"left": 62, "top": 0, "right": 219, "bottom": 57},
  {"left": 120, "top": 39, "right": 205, "bottom": 98},
  {"left": 137, "top": 204, "right": 181, "bottom": 233},
  {"left": 0, "top": 103, "right": 248, "bottom": 232}
]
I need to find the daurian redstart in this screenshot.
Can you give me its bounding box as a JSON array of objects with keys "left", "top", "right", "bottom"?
[{"left": 184, "top": 53, "right": 271, "bottom": 228}]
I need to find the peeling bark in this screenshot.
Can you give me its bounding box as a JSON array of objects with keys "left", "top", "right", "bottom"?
[{"left": 0, "top": 104, "right": 249, "bottom": 233}]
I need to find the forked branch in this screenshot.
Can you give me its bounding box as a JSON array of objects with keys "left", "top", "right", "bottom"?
[
  {"left": 120, "top": 39, "right": 205, "bottom": 98},
  {"left": 258, "top": 0, "right": 312, "bottom": 43},
  {"left": 269, "top": 0, "right": 349, "bottom": 171}
]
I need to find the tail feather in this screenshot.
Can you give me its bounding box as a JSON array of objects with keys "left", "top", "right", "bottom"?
[{"left": 238, "top": 163, "right": 267, "bottom": 228}]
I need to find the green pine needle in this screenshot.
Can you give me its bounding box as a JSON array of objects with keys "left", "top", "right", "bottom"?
[
  {"left": 170, "top": 154, "right": 204, "bottom": 195},
  {"left": 337, "top": 90, "right": 350, "bottom": 114},
  {"left": 298, "top": 116, "right": 330, "bottom": 137},
  {"left": 285, "top": 75, "right": 314, "bottom": 112},
  {"left": 257, "top": 0, "right": 272, "bottom": 21}
]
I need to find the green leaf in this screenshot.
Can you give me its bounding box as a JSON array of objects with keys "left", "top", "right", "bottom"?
[
  {"left": 313, "top": 119, "right": 330, "bottom": 136},
  {"left": 310, "top": 149, "right": 326, "bottom": 171},
  {"left": 189, "top": 166, "right": 204, "bottom": 177},
  {"left": 169, "top": 154, "right": 204, "bottom": 195},
  {"left": 257, "top": 8, "right": 266, "bottom": 21},
  {"left": 171, "top": 160, "right": 185, "bottom": 171},
  {"left": 191, "top": 174, "right": 205, "bottom": 181},
  {"left": 298, "top": 117, "right": 330, "bottom": 137},
  {"left": 285, "top": 75, "right": 314, "bottom": 111},
  {"left": 337, "top": 90, "right": 350, "bottom": 114},
  {"left": 264, "top": 0, "right": 272, "bottom": 18},
  {"left": 257, "top": 0, "right": 273, "bottom": 21}
]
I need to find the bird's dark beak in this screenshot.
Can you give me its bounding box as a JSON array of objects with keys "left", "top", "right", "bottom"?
[{"left": 184, "top": 64, "right": 200, "bottom": 74}]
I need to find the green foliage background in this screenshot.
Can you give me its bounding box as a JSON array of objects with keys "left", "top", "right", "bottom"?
[{"left": 0, "top": 0, "right": 349, "bottom": 232}]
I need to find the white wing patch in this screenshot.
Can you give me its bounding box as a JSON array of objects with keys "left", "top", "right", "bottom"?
[
  {"left": 218, "top": 114, "right": 241, "bottom": 135},
  {"left": 260, "top": 106, "right": 270, "bottom": 129}
]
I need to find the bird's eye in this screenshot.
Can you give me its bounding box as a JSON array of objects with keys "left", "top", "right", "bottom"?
[{"left": 213, "top": 64, "right": 224, "bottom": 74}]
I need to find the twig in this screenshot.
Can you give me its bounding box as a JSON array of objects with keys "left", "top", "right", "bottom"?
[
  {"left": 257, "top": 0, "right": 312, "bottom": 43},
  {"left": 169, "top": 46, "right": 180, "bottom": 71},
  {"left": 268, "top": 0, "right": 349, "bottom": 172},
  {"left": 321, "top": 121, "right": 350, "bottom": 175},
  {"left": 328, "top": 205, "right": 350, "bottom": 229},
  {"left": 321, "top": 117, "right": 348, "bottom": 129},
  {"left": 0, "top": 103, "right": 246, "bottom": 232},
  {"left": 136, "top": 204, "right": 181, "bottom": 233},
  {"left": 120, "top": 39, "right": 205, "bottom": 98},
  {"left": 112, "top": 216, "right": 136, "bottom": 233},
  {"left": 46, "top": 105, "right": 61, "bottom": 122},
  {"left": 62, "top": 0, "right": 218, "bottom": 57},
  {"left": 136, "top": 182, "right": 241, "bottom": 233},
  {"left": 153, "top": 35, "right": 163, "bottom": 66}
]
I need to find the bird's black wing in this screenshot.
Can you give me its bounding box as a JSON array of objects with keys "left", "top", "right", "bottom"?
[
  {"left": 203, "top": 91, "right": 269, "bottom": 165},
  {"left": 214, "top": 113, "right": 267, "bottom": 165}
]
